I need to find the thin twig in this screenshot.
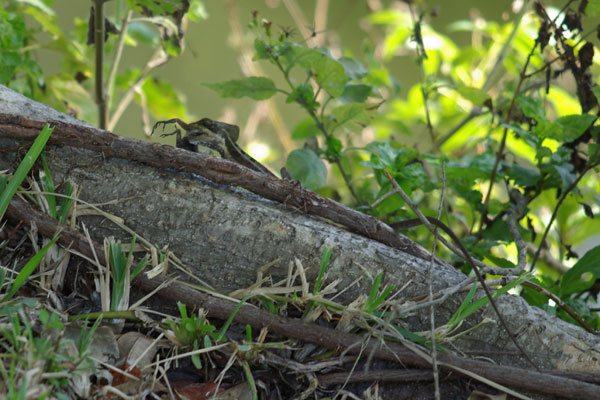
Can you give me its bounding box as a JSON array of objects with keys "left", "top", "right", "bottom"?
[
  {"left": 529, "top": 164, "right": 598, "bottom": 271},
  {"left": 429, "top": 160, "right": 445, "bottom": 400},
  {"left": 108, "top": 48, "right": 169, "bottom": 131},
  {"left": 93, "top": 0, "right": 107, "bottom": 129},
  {"left": 475, "top": 37, "right": 540, "bottom": 241},
  {"left": 106, "top": 10, "right": 133, "bottom": 113},
  {"left": 505, "top": 190, "right": 528, "bottom": 273}
]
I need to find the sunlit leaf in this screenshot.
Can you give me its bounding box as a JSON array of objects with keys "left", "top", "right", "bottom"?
[
  {"left": 554, "top": 114, "right": 596, "bottom": 142},
  {"left": 141, "top": 78, "right": 186, "bottom": 119},
  {"left": 456, "top": 84, "right": 490, "bottom": 107},
  {"left": 517, "top": 95, "right": 545, "bottom": 120},
  {"left": 560, "top": 245, "right": 600, "bottom": 296},
  {"left": 16, "top": 0, "right": 55, "bottom": 15}
]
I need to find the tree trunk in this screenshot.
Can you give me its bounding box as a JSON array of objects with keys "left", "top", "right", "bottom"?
[{"left": 1, "top": 84, "right": 599, "bottom": 377}]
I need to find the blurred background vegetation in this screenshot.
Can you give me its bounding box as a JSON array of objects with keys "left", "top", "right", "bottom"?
[{"left": 3, "top": 0, "right": 600, "bottom": 330}]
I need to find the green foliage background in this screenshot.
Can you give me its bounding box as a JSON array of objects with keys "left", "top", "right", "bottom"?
[{"left": 3, "top": 0, "right": 600, "bottom": 331}]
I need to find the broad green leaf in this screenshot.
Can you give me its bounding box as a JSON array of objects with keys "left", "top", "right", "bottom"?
[
  {"left": 338, "top": 57, "right": 368, "bottom": 79},
  {"left": 592, "top": 86, "right": 600, "bottom": 103},
  {"left": 253, "top": 38, "right": 271, "bottom": 60},
  {"left": 554, "top": 114, "right": 596, "bottom": 142},
  {"left": 127, "top": 21, "right": 160, "bottom": 46},
  {"left": 532, "top": 119, "right": 561, "bottom": 139},
  {"left": 188, "top": 0, "right": 208, "bottom": 21},
  {"left": 331, "top": 103, "right": 373, "bottom": 132},
  {"left": 560, "top": 245, "right": 600, "bottom": 296},
  {"left": 0, "top": 53, "right": 20, "bottom": 84},
  {"left": 16, "top": 0, "right": 55, "bottom": 15},
  {"left": 291, "top": 118, "right": 320, "bottom": 140},
  {"left": 339, "top": 84, "right": 372, "bottom": 103},
  {"left": 141, "top": 78, "right": 186, "bottom": 119},
  {"left": 287, "top": 83, "right": 318, "bottom": 111},
  {"left": 365, "top": 68, "right": 392, "bottom": 87},
  {"left": 484, "top": 253, "right": 517, "bottom": 269},
  {"left": 363, "top": 141, "right": 398, "bottom": 169},
  {"left": 204, "top": 77, "right": 278, "bottom": 100},
  {"left": 456, "top": 84, "right": 490, "bottom": 107},
  {"left": 586, "top": 0, "right": 600, "bottom": 16},
  {"left": 505, "top": 163, "right": 541, "bottom": 187},
  {"left": 310, "top": 55, "right": 348, "bottom": 97},
  {"left": 382, "top": 27, "right": 411, "bottom": 59},
  {"left": 517, "top": 95, "right": 545, "bottom": 120},
  {"left": 285, "top": 149, "right": 327, "bottom": 190},
  {"left": 287, "top": 47, "right": 348, "bottom": 97},
  {"left": 368, "top": 9, "right": 407, "bottom": 25},
  {"left": 553, "top": 164, "right": 576, "bottom": 189}
]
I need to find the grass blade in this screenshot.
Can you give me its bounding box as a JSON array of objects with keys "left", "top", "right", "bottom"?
[{"left": 0, "top": 124, "right": 54, "bottom": 220}]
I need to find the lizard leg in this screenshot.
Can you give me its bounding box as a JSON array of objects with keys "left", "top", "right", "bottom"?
[{"left": 151, "top": 118, "right": 192, "bottom": 135}]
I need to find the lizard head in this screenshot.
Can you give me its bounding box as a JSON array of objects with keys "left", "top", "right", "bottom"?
[{"left": 198, "top": 118, "right": 240, "bottom": 142}]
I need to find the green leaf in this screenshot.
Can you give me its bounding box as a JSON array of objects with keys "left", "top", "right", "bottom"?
[
  {"left": 311, "top": 55, "right": 348, "bottom": 97},
  {"left": 16, "top": 0, "right": 55, "bottom": 15},
  {"left": 505, "top": 163, "right": 541, "bottom": 187},
  {"left": 554, "top": 114, "right": 596, "bottom": 142},
  {"left": 456, "top": 84, "right": 490, "bottom": 107},
  {"left": 127, "top": 21, "right": 161, "bottom": 46},
  {"left": 253, "top": 38, "right": 271, "bottom": 60},
  {"left": 331, "top": 103, "right": 373, "bottom": 132},
  {"left": 141, "top": 78, "right": 186, "bottom": 119},
  {"left": 585, "top": 0, "right": 600, "bottom": 16},
  {"left": 0, "top": 124, "right": 53, "bottom": 220},
  {"left": 532, "top": 119, "right": 561, "bottom": 139},
  {"left": 56, "top": 181, "right": 74, "bottom": 223},
  {"left": 455, "top": 275, "right": 528, "bottom": 323},
  {"left": 287, "top": 83, "right": 318, "bottom": 111},
  {"left": 363, "top": 141, "right": 398, "bottom": 169},
  {"left": 39, "top": 153, "right": 56, "bottom": 219},
  {"left": 285, "top": 149, "right": 327, "bottom": 190},
  {"left": 553, "top": 164, "right": 576, "bottom": 189},
  {"left": 203, "top": 77, "right": 278, "bottom": 100},
  {"left": 560, "top": 245, "right": 600, "bottom": 296},
  {"left": 339, "top": 83, "right": 372, "bottom": 104},
  {"left": 188, "top": 0, "right": 208, "bottom": 21},
  {"left": 288, "top": 47, "right": 348, "bottom": 97},
  {"left": 2, "top": 236, "right": 58, "bottom": 302},
  {"left": 517, "top": 95, "right": 545, "bottom": 120},
  {"left": 291, "top": 118, "right": 320, "bottom": 140},
  {"left": 592, "top": 86, "right": 600, "bottom": 103},
  {"left": 338, "top": 57, "right": 368, "bottom": 79}
]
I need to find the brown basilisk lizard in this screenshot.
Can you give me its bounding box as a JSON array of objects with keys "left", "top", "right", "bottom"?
[{"left": 152, "top": 118, "right": 277, "bottom": 178}]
